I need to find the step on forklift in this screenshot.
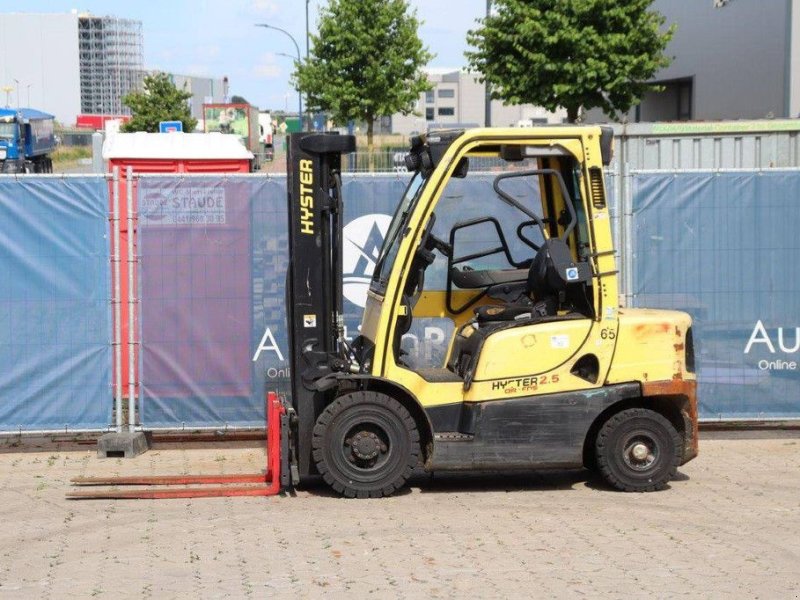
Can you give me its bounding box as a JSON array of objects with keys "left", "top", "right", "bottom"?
[
  {"left": 285, "top": 127, "right": 697, "bottom": 498},
  {"left": 70, "top": 126, "right": 698, "bottom": 500}
]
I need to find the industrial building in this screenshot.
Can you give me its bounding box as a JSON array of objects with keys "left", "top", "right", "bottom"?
[
  {"left": 0, "top": 11, "right": 226, "bottom": 126},
  {"left": 390, "top": 69, "right": 565, "bottom": 135},
  {"left": 393, "top": 0, "right": 800, "bottom": 131},
  {"left": 78, "top": 14, "right": 144, "bottom": 116},
  {"left": 586, "top": 0, "right": 800, "bottom": 122},
  {"left": 169, "top": 73, "right": 228, "bottom": 121}
]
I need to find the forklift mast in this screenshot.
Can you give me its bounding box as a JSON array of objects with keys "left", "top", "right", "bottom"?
[{"left": 285, "top": 132, "right": 356, "bottom": 477}]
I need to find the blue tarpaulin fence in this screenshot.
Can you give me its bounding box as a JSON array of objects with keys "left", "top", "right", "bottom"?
[
  {"left": 136, "top": 173, "right": 549, "bottom": 428},
  {"left": 136, "top": 175, "right": 411, "bottom": 428},
  {"left": 0, "top": 176, "right": 111, "bottom": 431},
  {"left": 631, "top": 170, "right": 800, "bottom": 419},
  {"left": 2, "top": 170, "right": 800, "bottom": 432}
]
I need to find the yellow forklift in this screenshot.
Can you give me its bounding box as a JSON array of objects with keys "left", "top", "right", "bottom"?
[
  {"left": 285, "top": 127, "right": 698, "bottom": 498},
  {"left": 68, "top": 126, "right": 698, "bottom": 501}
]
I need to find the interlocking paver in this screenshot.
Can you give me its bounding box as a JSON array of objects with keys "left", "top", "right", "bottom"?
[{"left": 0, "top": 436, "right": 798, "bottom": 598}]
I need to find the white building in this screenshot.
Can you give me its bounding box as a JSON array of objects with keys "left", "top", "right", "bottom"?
[
  {"left": 166, "top": 73, "right": 228, "bottom": 121},
  {"left": 391, "top": 69, "right": 565, "bottom": 135},
  {"left": 0, "top": 12, "right": 226, "bottom": 126}
]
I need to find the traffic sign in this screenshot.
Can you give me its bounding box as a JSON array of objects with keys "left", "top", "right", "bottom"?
[{"left": 159, "top": 120, "right": 183, "bottom": 133}]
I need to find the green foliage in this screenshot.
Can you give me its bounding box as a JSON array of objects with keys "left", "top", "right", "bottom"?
[
  {"left": 121, "top": 73, "right": 198, "bottom": 133},
  {"left": 293, "top": 0, "right": 432, "bottom": 148},
  {"left": 466, "top": 0, "right": 675, "bottom": 121}
]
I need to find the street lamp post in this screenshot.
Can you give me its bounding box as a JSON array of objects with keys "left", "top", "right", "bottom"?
[
  {"left": 306, "top": 0, "right": 310, "bottom": 59},
  {"left": 26, "top": 84, "right": 31, "bottom": 107},
  {"left": 255, "top": 23, "right": 304, "bottom": 131},
  {"left": 13, "top": 78, "right": 19, "bottom": 108}
]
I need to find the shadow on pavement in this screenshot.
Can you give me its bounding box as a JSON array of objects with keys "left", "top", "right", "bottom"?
[{"left": 297, "top": 467, "right": 694, "bottom": 497}]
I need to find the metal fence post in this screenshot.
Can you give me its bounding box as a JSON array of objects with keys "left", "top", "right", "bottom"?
[
  {"left": 126, "top": 166, "right": 136, "bottom": 431},
  {"left": 91, "top": 132, "right": 104, "bottom": 174},
  {"left": 112, "top": 166, "right": 123, "bottom": 432},
  {"left": 622, "top": 162, "right": 634, "bottom": 308}
]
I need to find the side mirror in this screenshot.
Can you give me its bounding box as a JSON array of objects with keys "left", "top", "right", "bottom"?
[{"left": 600, "top": 126, "right": 614, "bottom": 166}]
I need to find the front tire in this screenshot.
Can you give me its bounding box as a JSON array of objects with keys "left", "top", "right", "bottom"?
[
  {"left": 595, "top": 408, "right": 681, "bottom": 492},
  {"left": 312, "top": 391, "right": 419, "bottom": 498}
]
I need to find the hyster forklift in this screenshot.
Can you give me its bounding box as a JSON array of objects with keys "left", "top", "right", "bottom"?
[
  {"left": 285, "top": 127, "right": 698, "bottom": 498},
  {"left": 69, "top": 126, "right": 698, "bottom": 501}
]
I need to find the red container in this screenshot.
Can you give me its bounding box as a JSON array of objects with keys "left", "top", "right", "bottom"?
[{"left": 76, "top": 114, "right": 131, "bottom": 130}]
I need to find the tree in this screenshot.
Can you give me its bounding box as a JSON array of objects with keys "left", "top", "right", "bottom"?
[
  {"left": 294, "top": 0, "right": 432, "bottom": 155},
  {"left": 121, "top": 73, "right": 198, "bottom": 133},
  {"left": 230, "top": 95, "right": 249, "bottom": 105},
  {"left": 466, "top": 0, "right": 675, "bottom": 122}
]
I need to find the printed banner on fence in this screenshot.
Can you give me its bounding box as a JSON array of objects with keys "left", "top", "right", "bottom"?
[
  {"left": 137, "top": 173, "right": 547, "bottom": 428},
  {"left": 632, "top": 171, "right": 800, "bottom": 419},
  {"left": 0, "top": 177, "right": 112, "bottom": 431}
]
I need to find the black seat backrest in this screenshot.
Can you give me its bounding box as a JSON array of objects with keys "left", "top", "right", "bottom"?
[{"left": 527, "top": 239, "right": 591, "bottom": 300}]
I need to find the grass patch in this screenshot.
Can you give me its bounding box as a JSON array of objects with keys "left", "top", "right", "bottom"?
[{"left": 52, "top": 145, "right": 92, "bottom": 164}]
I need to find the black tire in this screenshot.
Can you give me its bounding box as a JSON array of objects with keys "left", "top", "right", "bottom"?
[
  {"left": 312, "top": 391, "right": 419, "bottom": 498},
  {"left": 595, "top": 408, "right": 681, "bottom": 492}
]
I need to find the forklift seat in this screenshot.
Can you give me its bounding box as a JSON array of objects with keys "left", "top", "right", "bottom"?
[
  {"left": 472, "top": 240, "right": 565, "bottom": 324},
  {"left": 448, "top": 240, "right": 591, "bottom": 382}
]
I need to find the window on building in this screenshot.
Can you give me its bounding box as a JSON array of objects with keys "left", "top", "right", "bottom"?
[
  {"left": 438, "top": 89, "right": 455, "bottom": 99},
  {"left": 426, "top": 107, "right": 434, "bottom": 120},
  {"left": 425, "top": 90, "right": 434, "bottom": 103},
  {"left": 438, "top": 107, "right": 455, "bottom": 116}
]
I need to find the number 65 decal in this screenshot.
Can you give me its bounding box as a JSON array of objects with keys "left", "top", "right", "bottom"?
[{"left": 600, "top": 328, "right": 616, "bottom": 340}]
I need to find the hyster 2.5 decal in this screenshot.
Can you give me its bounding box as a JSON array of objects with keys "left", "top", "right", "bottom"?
[{"left": 491, "top": 374, "right": 560, "bottom": 394}]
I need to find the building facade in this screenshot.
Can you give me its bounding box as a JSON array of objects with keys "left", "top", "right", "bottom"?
[
  {"left": 0, "top": 12, "right": 226, "bottom": 126},
  {"left": 391, "top": 69, "right": 565, "bottom": 135},
  {"left": 168, "top": 74, "right": 228, "bottom": 121},
  {"left": 587, "top": 0, "right": 800, "bottom": 122},
  {"left": 78, "top": 15, "right": 144, "bottom": 116}
]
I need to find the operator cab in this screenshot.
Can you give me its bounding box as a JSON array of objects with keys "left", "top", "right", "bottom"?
[{"left": 372, "top": 128, "right": 610, "bottom": 387}]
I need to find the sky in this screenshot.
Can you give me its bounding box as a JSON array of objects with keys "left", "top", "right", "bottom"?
[{"left": 0, "top": 0, "right": 487, "bottom": 111}]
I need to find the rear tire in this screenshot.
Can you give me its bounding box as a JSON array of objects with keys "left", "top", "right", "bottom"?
[
  {"left": 595, "top": 408, "right": 681, "bottom": 492},
  {"left": 312, "top": 391, "right": 419, "bottom": 498}
]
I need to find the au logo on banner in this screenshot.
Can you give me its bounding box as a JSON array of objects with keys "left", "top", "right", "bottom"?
[{"left": 342, "top": 213, "right": 392, "bottom": 308}]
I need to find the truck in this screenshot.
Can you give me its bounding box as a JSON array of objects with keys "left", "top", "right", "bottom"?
[
  {"left": 202, "top": 103, "right": 259, "bottom": 155},
  {"left": 0, "top": 108, "right": 56, "bottom": 173}
]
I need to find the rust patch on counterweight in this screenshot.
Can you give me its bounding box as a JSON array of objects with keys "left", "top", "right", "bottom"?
[{"left": 642, "top": 378, "right": 699, "bottom": 463}]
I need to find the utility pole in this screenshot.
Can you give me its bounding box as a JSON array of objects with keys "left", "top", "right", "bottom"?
[
  {"left": 483, "top": 0, "right": 491, "bottom": 127},
  {"left": 306, "top": 0, "right": 311, "bottom": 131},
  {"left": 306, "top": 0, "right": 310, "bottom": 59}
]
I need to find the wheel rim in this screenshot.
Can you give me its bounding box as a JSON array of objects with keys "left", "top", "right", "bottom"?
[
  {"left": 621, "top": 433, "right": 659, "bottom": 471},
  {"left": 328, "top": 406, "right": 408, "bottom": 485},
  {"left": 344, "top": 424, "right": 390, "bottom": 470}
]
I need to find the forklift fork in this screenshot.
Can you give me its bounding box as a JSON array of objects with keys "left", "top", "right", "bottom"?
[{"left": 67, "top": 392, "right": 291, "bottom": 500}]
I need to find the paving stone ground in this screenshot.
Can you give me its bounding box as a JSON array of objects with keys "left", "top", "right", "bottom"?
[{"left": 0, "top": 434, "right": 798, "bottom": 599}]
